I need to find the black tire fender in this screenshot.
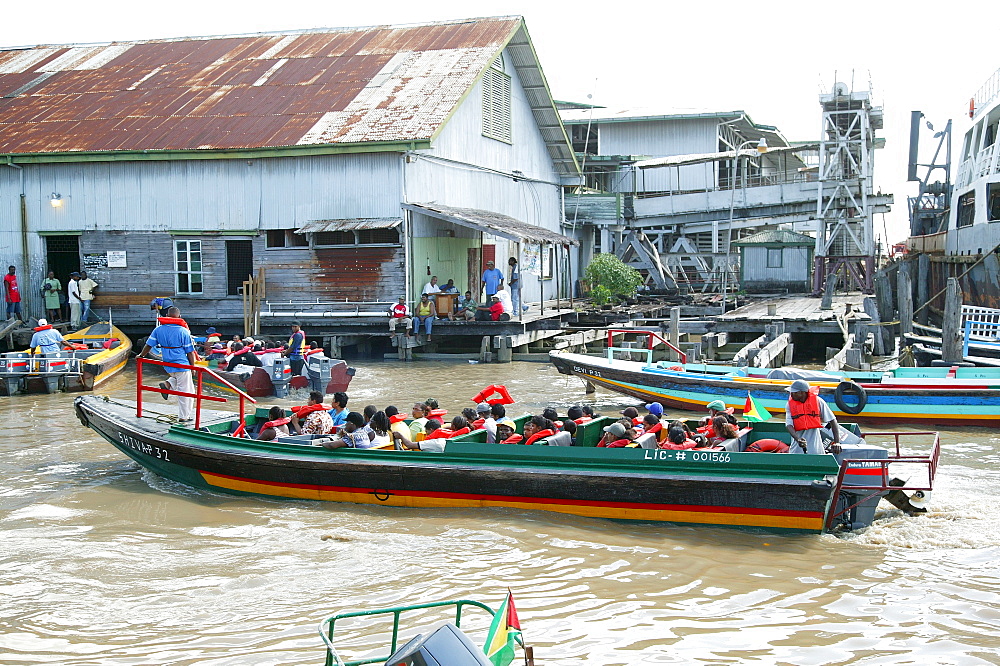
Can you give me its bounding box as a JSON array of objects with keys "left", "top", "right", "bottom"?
[{"left": 834, "top": 381, "right": 867, "bottom": 415}]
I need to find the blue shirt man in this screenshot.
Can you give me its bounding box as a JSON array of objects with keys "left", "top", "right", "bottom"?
[
  {"left": 137, "top": 308, "right": 197, "bottom": 422},
  {"left": 481, "top": 260, "right": 504, "bottom": 298},
  {"left": 328, "top": 391, "right": 350, "bottom": 428},
  {"left": 29, "top": 320, "right": 66, "bottom": 354},
  {"left": 285, "top": 323, "right": 306, "bottom": 376}
]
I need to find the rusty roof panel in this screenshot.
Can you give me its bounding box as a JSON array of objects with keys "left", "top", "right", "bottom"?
[{"left": 0, "top": 16, "right": 523, "bottom": 155}]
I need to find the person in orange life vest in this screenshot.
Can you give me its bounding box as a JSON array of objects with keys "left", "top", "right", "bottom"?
[
  {"left": 598, "top": 422, "right": 632, "bottom": 448},
  {"left": 582, "top": 405, "right": 600, "bottom": 420},
  {"left": 709, "top": 415, "right": 740, "bottom": 446},
  {"left": 392, "top": 418, "right": 450, "bottom": 452},
  {"left": 384, "top": 405, "right": 412, "bottom": 442},
  {"left": 641, "top": 414, "right": 666, "bottom": 442},
  {"left": 471, "top": 403, "right": 490, "bottom": 429},
  {"left": 257, "top": 406, "right": 291, "bottom": 441},
  {"left": 136, "top": 306, "right": 197, "bottom": 422},
  {"left": 283, "top": 323, "right": 306, "bottom": 376},
  {"left": 521, "top": 415, "right": 557, "bottom": 445},
  {"left": 427, "top": 415, "right": 471, "bottom": 440},
  {"left": 659, "top": 426, "right": 698, "bottom": 450},
  {"left": 785, "top": 379, "right": 841, "bottom": 455},
  {"left": 541, "top": 407, "right": 563, "bottom": 429},
  {"left": 495, "top": 418, "right": 520, "bottom": 444},
  {"left": 621, "top": 406, "right": 642, "bottom": 426},
  {"left": 387, "top": 296, "right": 412, "bottom": 335},
  {"left": 291, "top": 391, "right": 334, "bottom": 435},
  {"left": 29, "top": 319, "right": 73, "bottom": 354},
  {"left": 462, "top": 407, "right": 478, "bottom": 424}
]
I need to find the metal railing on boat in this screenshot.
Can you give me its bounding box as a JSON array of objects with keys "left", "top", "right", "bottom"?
[
  {"left": 605, "top": 328, "right": 687, "bottom": 365},
  {"left": 825, "top": 431, "right": 942, "bottom": 532},
  {"left": 319, "top": 599, "right": 496, "bottom": 666},
  {"left": 136, "top": 357, "right": 256, "bottom": 431}
]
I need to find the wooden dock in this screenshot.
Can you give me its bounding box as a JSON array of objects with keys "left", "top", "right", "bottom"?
[{"left": 714, "top": 294, "right": 870, "bottom": 334}]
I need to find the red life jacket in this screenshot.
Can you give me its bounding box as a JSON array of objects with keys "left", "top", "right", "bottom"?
[
  {"left": 788, "top": 387, "right": 823, "bottom": 430},
  {"left": 472, "top": 418, "right": 486, "bottom": 429},
  {"left": 428, "top": 408, "right": 448, "bottom": 419},
  {"left": 157, "top": 317, "right": 189, "bottom": 329},
  {"left": 427, "top": 426, "right": 471, "bottom": 439},
  {"left": 697, "top": 424, "right": 716, "bottom": 439},
  {"left": 292, "top": 403, "right": 328, "bottom": 417},
  {"left": 261, "top": 417, "right": 291, "bottom": 430},
  {"left": 631, "top": 417, "right": 642, "bottom": 426},
  {"left": 747, "top": 438, "right": 790, "bottom": 453},
  {"left": 573, "top": 416, "right": 592, "bottom": 424},
  {"left": 524, "top": 428, "right": 556, "bottom": 446},
  {"left": 500, "top": 434, "right": 523, "bottom": 444},
  {"left": 391, "top": 303, "right": 409, "bottom": 318},
  {"left": 389, "top": 414, "right": 408, "bottom": 424},
  {"left": 599, "top": 438, "right": 632, "bottom": 448},
  {"left": 34, "top": 324, "right": 53, "bottom": 332},
  {"left": 645, "top": 422, "right": 663, "bottom": 435},
  {"left": 659, "top": 438, "right": 697, "bottom": 450}
]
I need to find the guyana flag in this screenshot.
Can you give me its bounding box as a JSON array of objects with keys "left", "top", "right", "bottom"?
[
  {"left": 483, "top": 591, "right": 523, "bottom": 666},
  {"left": 743, "top": 392, "right": 771, "bottom": 422}
]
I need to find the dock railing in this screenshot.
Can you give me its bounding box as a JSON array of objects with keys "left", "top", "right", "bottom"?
[
  {"left": 606, "top": 329, "right": 687, "bottom": 366},
  {"left": 136, "top": 357, "right": 256, "bottom": 431},
  {"left": 825, "top": 431, "right": 941, "bottom": 532}
]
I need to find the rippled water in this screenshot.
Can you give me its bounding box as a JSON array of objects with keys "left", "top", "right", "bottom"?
[{"left": 2, "top": 361, "right": 1000, "bottom": 664}]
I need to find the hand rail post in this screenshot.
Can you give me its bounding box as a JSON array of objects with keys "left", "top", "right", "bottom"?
[
  {"left": 195, "top": 370, "right": 204, "bottom": 430},
  {"left": 136, "top": 357, "right": 144, "bottom": 418}
]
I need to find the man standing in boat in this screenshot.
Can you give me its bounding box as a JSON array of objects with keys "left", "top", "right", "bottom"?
[
  {"left": 785, "top": 380, "right": 841, "bottom": 455},
  {"left": 136, "top": 307, "right": 196, "bottom": 422}
]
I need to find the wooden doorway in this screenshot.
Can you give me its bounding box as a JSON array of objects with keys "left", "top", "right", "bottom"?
[{"left": 467, "top": 247, "right": 481, "bottom": 299}]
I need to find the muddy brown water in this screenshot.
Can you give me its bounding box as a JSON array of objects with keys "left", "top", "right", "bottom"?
[{"left": 2, "top": 360, "right": 999, "bottom": 665}]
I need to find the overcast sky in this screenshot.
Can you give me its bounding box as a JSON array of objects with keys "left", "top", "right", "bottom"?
[{"left": 6, "top": 0, "right": 999, "bottom": 244}]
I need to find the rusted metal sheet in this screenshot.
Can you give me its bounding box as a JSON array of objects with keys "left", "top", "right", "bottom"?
[
  {"left": 0, "top": 17, "right": 521, "bottom": 155},
  {"left": 297, "top": 219, "right": 401, "bottom": 233}
]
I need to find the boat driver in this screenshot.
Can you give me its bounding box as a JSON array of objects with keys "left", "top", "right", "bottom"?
[
  {"left": 29, "top": 318, "right": 73, "bottom": 354},
  {"left": 785, "top": 380, "right": 841, "bottom": 455}
]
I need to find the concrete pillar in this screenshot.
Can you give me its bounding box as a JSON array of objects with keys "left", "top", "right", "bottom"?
[
  {"left": 480, "top": 336, "right": 493, "bottom": 363},
  {"left": 497, "top": 336, "right": 513, "bottom": 363}
]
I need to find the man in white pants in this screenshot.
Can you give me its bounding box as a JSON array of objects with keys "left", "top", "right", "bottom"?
[{"left": 136, "top": 307, "right": 197, "bottom": 422}]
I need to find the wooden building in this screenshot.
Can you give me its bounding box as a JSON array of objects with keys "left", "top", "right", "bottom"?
[
  {"left": 0, "top": 17, "right": 581, "bottom": 328},
  {"left": 733, "top": 229, "right": 814, "bottom": 293}
]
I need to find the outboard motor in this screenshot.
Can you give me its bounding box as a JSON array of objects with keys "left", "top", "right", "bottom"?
[
  {"left": 831, "top": 445, "right": 890, "bottom": 530},
  {"left": 38, "top": 353, "right": 69, "bottom": 393},
  {"left": 307, "top": 356, "right": 333, "bottom": 394},
  {"left": 270, "top": 357, "right": 292, "bottom": 398},
  {"left": 0, "top": 352, "right": 30, "bottom": 396},
  {"left": 382, "top": 623, "right": 492, "bottom": 666}
]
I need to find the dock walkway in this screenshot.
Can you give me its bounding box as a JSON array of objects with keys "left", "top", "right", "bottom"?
[{"left": 715, "top": 294, "right": 870, "bottom": 334}]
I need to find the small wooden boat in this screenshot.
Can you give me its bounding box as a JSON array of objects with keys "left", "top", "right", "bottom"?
[
  {"left": 0, "top": 322, "right": 131, "bottom": 395},
  {"left": 73, "top": 371, "right": 939, "bottom": 533},
  {"left": 550, "top": 347, "right": 1000, "bottom": 428}
]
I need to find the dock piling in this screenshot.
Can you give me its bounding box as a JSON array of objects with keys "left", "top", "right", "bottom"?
[{"left": 941, "top": 278, "right": 963, "bottom": 363}]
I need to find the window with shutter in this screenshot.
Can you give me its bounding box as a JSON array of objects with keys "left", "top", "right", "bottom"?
[{"left": 482, "top": 57, "right": 511, "bottom": 143}]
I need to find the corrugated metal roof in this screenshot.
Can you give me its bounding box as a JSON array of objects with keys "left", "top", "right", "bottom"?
[
  {"left": 635, "top": 144, "right": 818, "bottom": 169},
  {"left": 404, "top": 203, "right": 579, "bottom": 245},
  {"left": 0, "top": 17, "right": 524, "bottom": 155},
  {"left": 296, "top": 218, "right": 401, "bottom": 233},
  {"left": 734, "top": 229, "right": 815, "bottom": 246}
]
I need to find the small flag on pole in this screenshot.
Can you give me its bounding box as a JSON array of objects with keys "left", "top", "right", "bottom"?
[
  {"left": 743, "top": 392, "right": 771, "bottom": 422},
  {"left": 483, "top": 590, "right": 523, "bottom": 666}
]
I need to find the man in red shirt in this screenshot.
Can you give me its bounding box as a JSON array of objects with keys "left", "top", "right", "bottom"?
[
  {"left": 474, "top": 295, "right": 506, "bottom": 321},
  {"left": 4, "top": 265, "right": 22, "bottom": 321}
]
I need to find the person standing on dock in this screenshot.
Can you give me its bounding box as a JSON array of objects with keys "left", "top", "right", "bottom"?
[
  {"left": 508, "top": 257, "right": 528, "bottom": 313},
  {"left": 78, "top": 271, "right": 98, "bottom": 323},
  {"left": 4, "top": 265, "right": 23, "bottom": 321},
  {"left": 481, "top": 260, "right": 503, "bottom": 300},
  {"left": 67, "top": 272, "right": 82, "bottom": 329},
  {"left": 41, "top": 271, "right": 61, "bottom": 323},
  {"left": 137, "top": 307, "right": 196, "bottom": 423},
  {"left": 785, "top": 380, "right": 841, "bottom": 455}
]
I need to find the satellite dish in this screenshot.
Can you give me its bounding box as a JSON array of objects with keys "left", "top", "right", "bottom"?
[{"left": 832, "top": 82, "right": 850, "bottom": 96}]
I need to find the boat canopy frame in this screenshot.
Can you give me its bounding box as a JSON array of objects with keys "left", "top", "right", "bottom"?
[
  {"left": 606, "top": 328, "right": 687, "bottom": 366},
  {"left": 319, "top": 598, "right": 496, "bottom": 666}
]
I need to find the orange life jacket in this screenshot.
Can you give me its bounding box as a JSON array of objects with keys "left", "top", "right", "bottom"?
[
  {"left": 389, "top": 414, "right": 408, "bottom": 424},
  {"left": 34, "top": 324, "right": 53, "bottom": 332},
  {"left": 292, "top": 403, "right": 328, "bottom": 417},
  {"left": 659, "top": 438, "right": 697, "bottom": 450},
  {"left": 471, "top": 418, "right": 486, "bottom": 429},
  {"left": 500, "top": 434, "right": 523, "bottom": 444},
  {"left": 157, "top": 317, "right": 189, "bottom": 329},
  {"left": 427, "top": 426, "right": 470, "bottom": 439},
  {"left": 524, "top": 428, "right": 556, "bottom": 446},
  {"left": 261, "top": 417, "right": 291, "bottom": 430},
  {"left": 788, "top": 388, "right": 823, "bottom": 430},
  {"left": 599, "top": 438, "right": 632, "bottom": 448}
]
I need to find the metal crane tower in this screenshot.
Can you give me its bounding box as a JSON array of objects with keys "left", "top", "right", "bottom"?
[{"left": 813, "top": 83, "right": 883, "bottom": 294}]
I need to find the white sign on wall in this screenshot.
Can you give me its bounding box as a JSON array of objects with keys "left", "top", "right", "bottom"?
[{"left": 107, "top": 251, "right": 127, "bottom": 268}]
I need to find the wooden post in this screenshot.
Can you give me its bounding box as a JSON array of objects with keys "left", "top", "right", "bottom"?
[
  {"left": 820, "top": 273, "right": 836, "bottom": 310},
  {"left": 669, "top": 306, "right": 680, "bottom": 362},
  {"left": 862, "top": 296, "right": 886, "bottom": 356},
  {"left": 941, "top": 277, "right": 963, "bottom": 363},
  {"left": 916, "top": 253, "right": 930, "bottom": 325},
  {"left": 898, "top": 267, "right": 913, "bottom": 337},
  {"left": 875, "top": 268, "right": 895, "bottom": 340}
]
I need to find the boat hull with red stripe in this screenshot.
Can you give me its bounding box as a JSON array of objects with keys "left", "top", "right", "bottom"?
[{"left": 73, "top": 395, "right": 868, "bottom": 534}]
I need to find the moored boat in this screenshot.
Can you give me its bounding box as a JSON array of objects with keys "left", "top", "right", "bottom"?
[
  {"left": 73, "top": 362, "right": 939, "bottom": 534},
  {"left": 550, "top": 347, "right": 1000, "bottom": 428},
  {"left": 0, "top": 322, "right": 131, "bottom": 395}
]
